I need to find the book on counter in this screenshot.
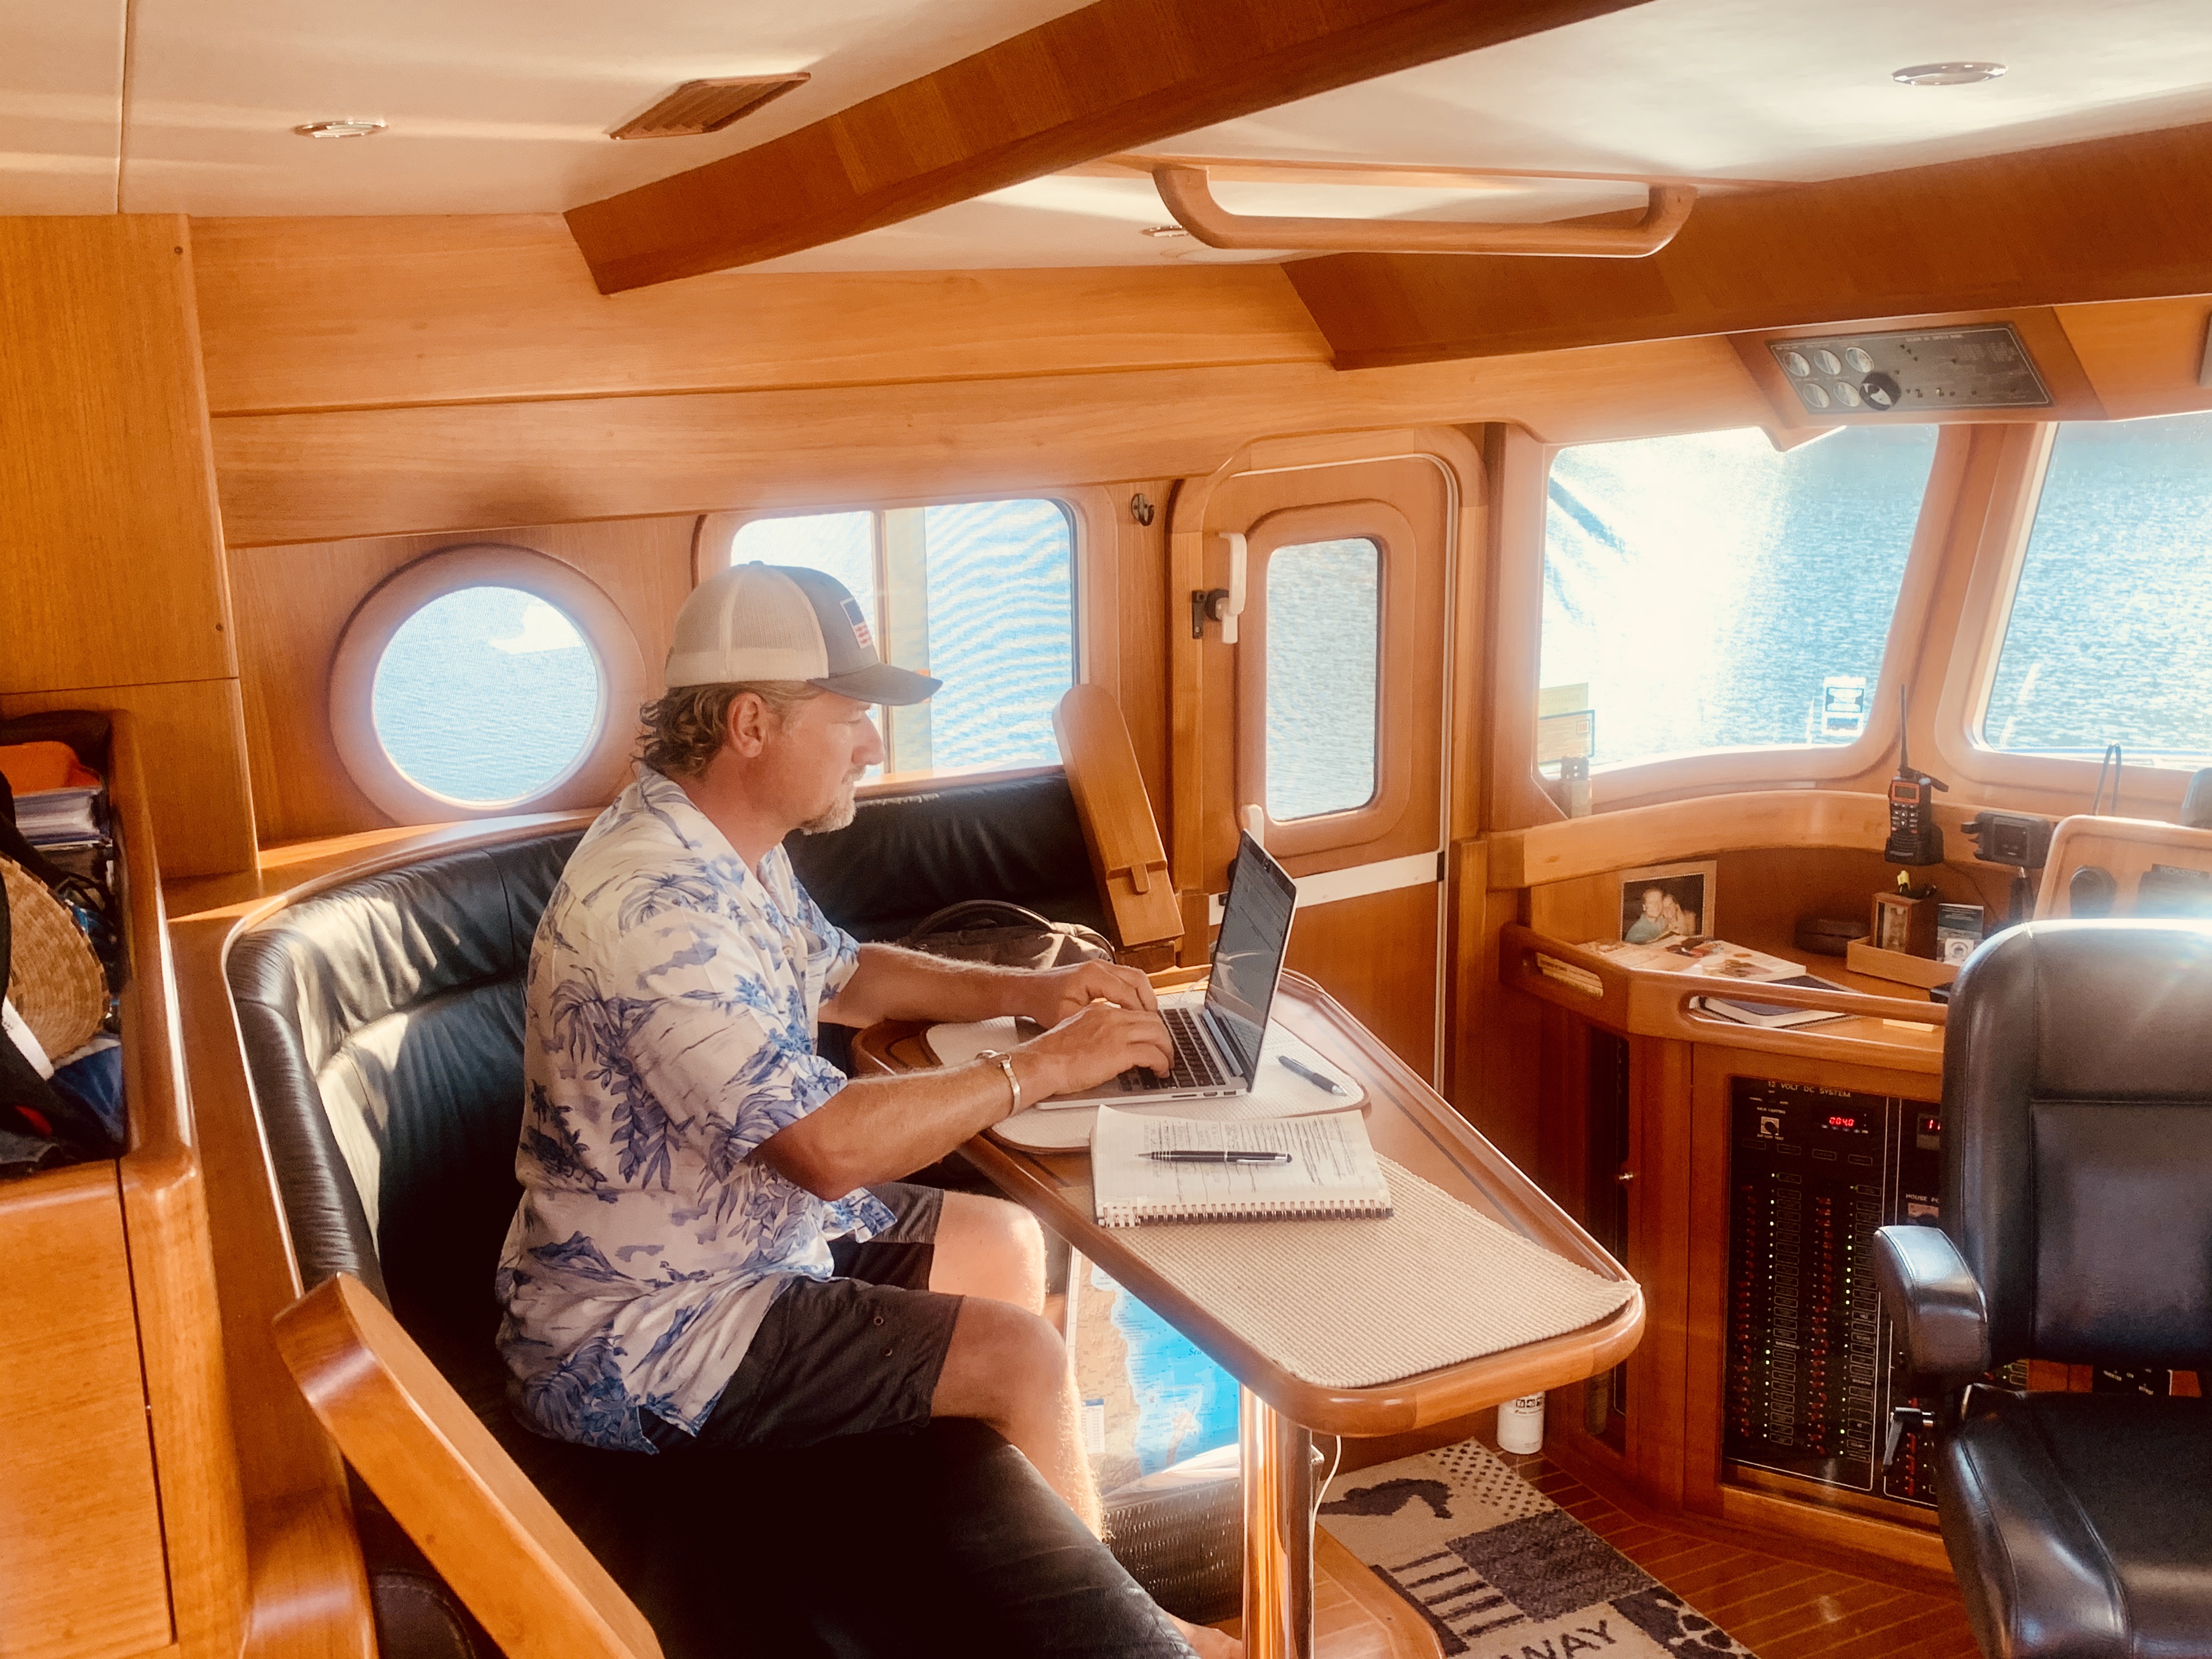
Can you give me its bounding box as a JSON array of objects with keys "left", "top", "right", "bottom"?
[
  {"left": 1090, "top": 1105, "right": 1393, "bottom": 1228},
  {"left": 1694, "top": 974, "right": 1853, "bottom": 1029},
  {"left": 1582, "top": 936, "right": 1804, "bottom": 983}
]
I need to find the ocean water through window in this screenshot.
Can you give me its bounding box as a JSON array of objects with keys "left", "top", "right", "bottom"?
[
  {"left": 371, "top": 585, "right": 602, "bottom": 805},
  {"left": 1984, "top": 410, "right": 2212, "bottom": 766},
  {"left": 1541, "top": 426, "right": 1937, "bottom": 772}
]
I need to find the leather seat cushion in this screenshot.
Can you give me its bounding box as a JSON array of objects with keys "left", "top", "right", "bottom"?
[{"left": 1941, "top": 1392, "right": 2212, "bottom": 1659}]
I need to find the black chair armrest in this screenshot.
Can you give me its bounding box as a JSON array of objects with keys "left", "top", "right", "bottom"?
[{"left": 1874, "top": 1224, "right": 1991, "bottom": 1384}]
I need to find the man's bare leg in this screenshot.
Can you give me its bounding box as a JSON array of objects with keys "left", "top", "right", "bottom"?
[
  {"left": 927, "top": 1198, "right": 1240, "bottom": 1655},
  {"left": 928, "top": 1190, "right": 1047, "bottom": 1312}
]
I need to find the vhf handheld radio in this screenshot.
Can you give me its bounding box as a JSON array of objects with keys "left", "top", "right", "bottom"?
[{"left": 1884, "top": 693, "right": 1948, "bottom": 868}]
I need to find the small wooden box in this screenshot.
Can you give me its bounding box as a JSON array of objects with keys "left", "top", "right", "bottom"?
[
  {"left": 1847, "top": 939, "right": 1960, "bottom": 990},
  {"left": 1870, "top": 891, "right": 1939, "bottom": 958}
]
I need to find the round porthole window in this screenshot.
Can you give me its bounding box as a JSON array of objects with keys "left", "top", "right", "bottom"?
[
  {"left": 371, "top": 586, "right": 601, "bottom": 805},
  {"left": 331, "top": 545, "right": 648, "bottom": 825}
]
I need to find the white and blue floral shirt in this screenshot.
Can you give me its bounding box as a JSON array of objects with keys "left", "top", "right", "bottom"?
[{"left": 495, "top": 764, "right": 893, "bottom": 1452}]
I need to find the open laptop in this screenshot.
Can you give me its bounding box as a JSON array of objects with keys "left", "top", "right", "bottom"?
[{"left": 1038, "top": 832, "right": 1297, "bottom": 1108}]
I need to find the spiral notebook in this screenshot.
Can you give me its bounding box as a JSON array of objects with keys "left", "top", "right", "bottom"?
[{"left": 1090, "top": 1105, "right": 1393, "bottom": 1228}]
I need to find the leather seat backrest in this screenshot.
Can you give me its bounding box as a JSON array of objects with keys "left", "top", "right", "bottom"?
[
  {"left": 1945, "top": 918, "right": 2212, "bottom": 1370},
  {"left": 228, "top": 769, "right": 1100, "bottom": 1347},
  {"left": 786, "top": 771, "right": 1108, "bottom": 942},
  {"left": 229, "top": 833, "right": 582, "bottom": 1361}
]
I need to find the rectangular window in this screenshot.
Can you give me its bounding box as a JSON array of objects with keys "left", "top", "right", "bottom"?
[
  {"left": 1541, "top": 426, "right": 1938, "bottom": 771},
  {"left": 1265, "top": 538, "right": 1380, "bottom": 820},
  {"left": 729, "top": 499, "right": 1076, "bottom": 775},
  {"left": 1982, "top": 411, "right": 2212, "bottom": 768}
]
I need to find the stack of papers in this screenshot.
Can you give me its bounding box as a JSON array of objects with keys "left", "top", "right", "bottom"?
[
  {"left": 16, "top": 786, "right": 101, "bottom": 847},
  {"left": 1581, "top": 938, "right": 1803, "bottom": 983}
]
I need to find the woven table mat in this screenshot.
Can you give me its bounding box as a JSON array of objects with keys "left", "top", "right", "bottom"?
[{"left": 1066, "top": 1156, "right": 1634, "bottom": 1390}]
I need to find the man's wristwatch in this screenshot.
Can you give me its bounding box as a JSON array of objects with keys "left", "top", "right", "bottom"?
[{"left": 980, "top": 1050, "right": 1022, "bottom": 1116}]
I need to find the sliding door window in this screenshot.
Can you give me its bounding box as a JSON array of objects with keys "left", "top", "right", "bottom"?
[{"left": 1265, "top": 538, "right": 1380, "bottom": 821}]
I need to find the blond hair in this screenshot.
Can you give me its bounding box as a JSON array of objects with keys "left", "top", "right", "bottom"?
[{"left": 636, "top": 681, "right": 819, "bottom": 778}]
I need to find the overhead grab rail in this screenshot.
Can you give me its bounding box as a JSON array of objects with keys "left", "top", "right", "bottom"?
[{"left": 1149, "top": 163, "right": 1696, "bottom": 258}]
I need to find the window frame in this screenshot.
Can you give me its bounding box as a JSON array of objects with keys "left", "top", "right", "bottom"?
[
  {"left": 1234, "top": 500, "right": 1415, "bottom": 860},
  {"left": 699, "top": 488, "right": 1107, "bottom": 785},
  {"left": 1932, "top": 419, "right": 2203, "bottom": 817},
  {"left": 1519, "top": 424, "right": 1959, "bottom": 813},
  {"left": 329, "top": 543, "right": 647, "bottom": 825}
]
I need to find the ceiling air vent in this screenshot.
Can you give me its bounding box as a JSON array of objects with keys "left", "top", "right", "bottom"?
[{"left": 610, "top": 75, "right": 810, "bottom": 140}]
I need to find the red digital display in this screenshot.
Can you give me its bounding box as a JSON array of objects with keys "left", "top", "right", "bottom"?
[{"left": 1826, "top": 1114, "right": 1858, "bottom": 1129}]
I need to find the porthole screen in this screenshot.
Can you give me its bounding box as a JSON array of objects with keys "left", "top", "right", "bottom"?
[{"left": 371, "top": 586, "right": 602, "bottom": 804}]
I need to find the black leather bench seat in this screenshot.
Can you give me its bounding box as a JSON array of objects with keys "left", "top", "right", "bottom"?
[{"left": 229, "top": 773, "right": 1185, "bottom": 1659}]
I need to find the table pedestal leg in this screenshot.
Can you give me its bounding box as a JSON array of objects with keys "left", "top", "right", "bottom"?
[{"left": 1240, "top": 1386, "right": 1316, "bottom": 1659}]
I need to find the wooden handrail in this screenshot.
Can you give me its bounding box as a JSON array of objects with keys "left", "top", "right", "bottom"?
[{"left": 1150, "top": 164, "right": 1695, "bottom": 257}]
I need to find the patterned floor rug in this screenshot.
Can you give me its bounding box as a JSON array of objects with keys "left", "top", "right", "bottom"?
[{"left": 1319, "top": 1439, "right": 1758, "bottom": 1659}]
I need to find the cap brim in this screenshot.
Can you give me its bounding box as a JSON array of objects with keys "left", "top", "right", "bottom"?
[{"left": 809, "top": 663, "right": 941, "bottom": 707}]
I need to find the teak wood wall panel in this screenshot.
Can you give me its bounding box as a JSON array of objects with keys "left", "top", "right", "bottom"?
[
  {"left": 561, "top": 0, "right": 1662, "bottom": 289},
  {"left": 1287, "top": 121, "right": 2212, "bottom": 369},
  {"left": 232, "top": 517, "right": 696, "bottom": 845},
  {"left": 190, "top": 216, "right": 1331, "bottom": 414},
  {"left": 0, "top": 679, "right": 258, "bottom": 878},
  {"left": 0, "top": 217, "right": 234, "bottom": 691},
  {"left": 210, "top": 336, "right": 1765, "bottom": 548},
  {"left": 0, "top": 216, "right": 255, "bottom": 876},
  {"left": 0, "top": 1165, "right": 175, "bottom": 1659}
]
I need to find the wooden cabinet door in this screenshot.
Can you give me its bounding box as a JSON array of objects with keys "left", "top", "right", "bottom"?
[
  {"left": 0, "top": 1165, "right": 173, "bottom": 1659},
  {"left": 1170, "top": 454, "right": 1454, "bottom": 1076}
]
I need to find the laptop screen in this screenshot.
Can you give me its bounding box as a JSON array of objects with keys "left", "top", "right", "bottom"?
[{"left": 1205, "top": 833, "right": 1298, "bottom": 1084}]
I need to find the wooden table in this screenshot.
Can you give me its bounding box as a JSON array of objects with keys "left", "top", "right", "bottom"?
[{"left": 853, "top": 969, "right": 1644, "bottom": 1659}]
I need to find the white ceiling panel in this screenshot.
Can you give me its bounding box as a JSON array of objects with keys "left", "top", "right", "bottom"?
[
  {"left": 116, "top": 0, "right": 1095, "bottom": 214},
  {"left": 0, "top": 0, "right": 2199, "bottom": 274},
  {"left": 0, "top": 0, "right": 125, "bottom": 213},
  {"left": 759, "top": 0, "right": 2212, "bottom": 270},
  {"left": 1172, "top": 0, "right": 2212, "bottom": 183}
]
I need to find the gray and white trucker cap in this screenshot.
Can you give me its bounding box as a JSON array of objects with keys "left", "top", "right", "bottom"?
[{"left": 664, "top": 562, "right": 940, "bottom": 706}]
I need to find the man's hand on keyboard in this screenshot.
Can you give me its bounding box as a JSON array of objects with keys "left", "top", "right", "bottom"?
[
  {"left": 1014, "top": 960, "right": 1159, "bottom": 1027},
  {"left": 1016, "top": 1001, "right": 1172, "bottom": 1101}
]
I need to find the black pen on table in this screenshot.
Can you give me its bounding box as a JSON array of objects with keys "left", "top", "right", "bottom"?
[
  {"left": 1142, "top": 1149, "right": 1292, "bottom": 1165},
  {"left": 1277, "top": 1054, "right": 1345, "bottom": 1095}
]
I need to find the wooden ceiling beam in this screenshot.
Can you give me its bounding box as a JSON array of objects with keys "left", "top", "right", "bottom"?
[
  {"left": 1285, "top": 120, "right": 2212, "bottom": 368},
  {"left": 563, "top": 0, "right": 1660, "bottom": 293}
]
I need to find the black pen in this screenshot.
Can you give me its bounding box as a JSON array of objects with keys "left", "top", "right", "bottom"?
[
  {"left": 1277, "top": 1054, "right": 1345, "bottom": 1095},
  {"left": 1142, "top": 1150, "right": 1293, "bottom": 1165}
]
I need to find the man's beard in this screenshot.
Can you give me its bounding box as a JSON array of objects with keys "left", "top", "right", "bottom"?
[{"left": 797, "top": 776, "right": 860, "bottom": 835}]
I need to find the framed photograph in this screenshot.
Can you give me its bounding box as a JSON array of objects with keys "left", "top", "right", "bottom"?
[{"left": 1618, "top": 861, "right": 1717, "bottom": 944}]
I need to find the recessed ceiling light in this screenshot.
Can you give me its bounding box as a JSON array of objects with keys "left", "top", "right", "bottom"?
[
  {"left": 1892, "top": 62, "right": 2005, "bottom": 87},
  {"left": 294, "top": 119, "right": 386, "bottom": 138},
  {"left": 1142, "top": 224, "right": 1190, "bottom": 239}
]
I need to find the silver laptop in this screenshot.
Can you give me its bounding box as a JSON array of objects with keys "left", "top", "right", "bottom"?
[{"left": 1039, "top": 833, "right": 1297, "bottom": 1108}]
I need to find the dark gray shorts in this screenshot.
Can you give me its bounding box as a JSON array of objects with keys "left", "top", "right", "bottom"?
[{"left": 649, "top": 1181, "right": 963, "bottom": 1454}]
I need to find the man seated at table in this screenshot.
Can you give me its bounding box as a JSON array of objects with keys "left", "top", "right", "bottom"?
[{"left": 496, "top": 562, "right": 1231, "bottom": 1656}]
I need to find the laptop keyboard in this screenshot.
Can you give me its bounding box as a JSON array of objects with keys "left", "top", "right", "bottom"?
[{"left": 1120, "top": 1006, "right": 1231, "bottom": 1092}]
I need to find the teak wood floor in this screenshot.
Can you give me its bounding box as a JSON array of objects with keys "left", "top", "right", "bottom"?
[
  {"left": 1226, "top": 1434, "right": 1982, "bottom": 1659},
  {"left": 1489, "top": 1447, "right": 1982, "bottom": 1659}
]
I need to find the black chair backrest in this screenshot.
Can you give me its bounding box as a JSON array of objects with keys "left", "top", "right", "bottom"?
[{"left": 1945, "top": 918, "right": 2212, "bottom": 1370}]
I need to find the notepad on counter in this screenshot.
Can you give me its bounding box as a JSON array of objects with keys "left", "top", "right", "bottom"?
[{"left": 1090, "top": 1105, "right": 1392, "bottom": 1228}]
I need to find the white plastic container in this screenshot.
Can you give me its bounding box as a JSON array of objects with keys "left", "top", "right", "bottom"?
[{"left": 1497, "top": 1392, "right": 1546, "bottom": 1454}]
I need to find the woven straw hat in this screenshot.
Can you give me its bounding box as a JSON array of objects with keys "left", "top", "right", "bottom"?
[{"left": 2, "top": 857, "right": 105, "bottom": 1060}]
